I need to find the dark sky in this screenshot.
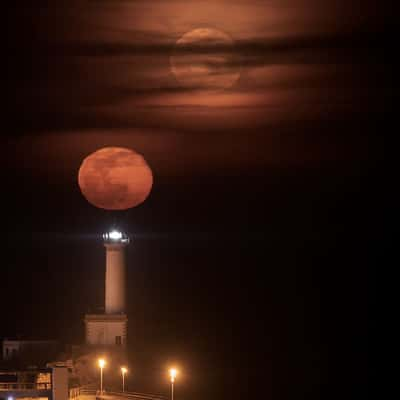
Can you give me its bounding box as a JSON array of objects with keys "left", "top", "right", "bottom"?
[{"left": 2, "top": 1, "right": 387, "bottom": 399}]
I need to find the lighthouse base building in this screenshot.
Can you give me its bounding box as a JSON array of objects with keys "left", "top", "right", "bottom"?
[{"left": 84, "top": 314, "right": 127, "bottom": 347}]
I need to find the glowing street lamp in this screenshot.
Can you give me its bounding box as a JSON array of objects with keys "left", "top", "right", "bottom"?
[
  {"left": 121, "top": 367, "right": 128, "bottom": 392},
  {"left": 169, "top": 368, "right": 178, "bottom": 400},
  {"left": 98, "top": 358, "right": 106, "bottom": 394}
]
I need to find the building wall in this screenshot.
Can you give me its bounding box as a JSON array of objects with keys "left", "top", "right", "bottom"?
[
  {"left": 51, "top": 368, "right": 68, "bottom": 400},
  {"left": 85, "top": 320, "right": 127, "bottom": 346},
  {"left": 2, "top": 341, "right": 20, "bottom": 360},
  {"left": 2, "top": 341, "right": 58, "bottom": 361}
]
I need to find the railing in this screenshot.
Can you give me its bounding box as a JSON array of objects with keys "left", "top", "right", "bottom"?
[
  {"left": 70, "top": 387, "right": 83, "bottom": 398},
  {"left": 80, "top": 389, "right": 97, "bottom": 395},
  {"left": 98, "top": 390, "right": 167, "bottom": 400},
  {"left": 67, "top": 385, "right": 166, "bottom": 400},
  {"left": 0, "top": 382, "right": 51, "bottom": 391},
  {"left": 69, "top": 384, "right": 97, "bottom": 399}
]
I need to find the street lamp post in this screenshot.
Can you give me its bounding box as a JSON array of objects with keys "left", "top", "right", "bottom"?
[
  {"left": 121, "top": 367, "right": 128, "bottom": 392},
  {"left": 98, "top": 359, "right": 106, "bottom": 394},
  {"left": 169, "top": 369, "right": 177, "bottom": 400}
]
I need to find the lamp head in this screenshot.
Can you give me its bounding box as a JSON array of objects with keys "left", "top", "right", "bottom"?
[
  {"left": 103, "top": 229, "right": 130, "bottom": 244},
  {"left": 169, "top": 368, "right": 178, "bottom": 383}
]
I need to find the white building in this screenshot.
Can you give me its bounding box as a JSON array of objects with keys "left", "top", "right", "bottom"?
[
  {"left": 2, "top": 340, "right": 58, "bottom": 361},
  {"left": 0, "top": 367, "right": 68, "bottom": 400}
]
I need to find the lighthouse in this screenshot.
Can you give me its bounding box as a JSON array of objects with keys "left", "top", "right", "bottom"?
[
  {"left": 84, "top": 230, "right": 129, "bottom": 347},
  {"left": 104, "top": 230, "right": 129, "bottom": 314}
]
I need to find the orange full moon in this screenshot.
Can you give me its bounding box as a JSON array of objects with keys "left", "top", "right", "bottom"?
[
  {"left": 170, "top": 27, "right": 240, "bottom": 90},
  {"left": 78, "top": 147, "right": 153, "bottom": 210}
]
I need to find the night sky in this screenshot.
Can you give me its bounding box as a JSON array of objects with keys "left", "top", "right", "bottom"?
[{"left": 2, "top": 1, "right": 387, "bottom": 399}]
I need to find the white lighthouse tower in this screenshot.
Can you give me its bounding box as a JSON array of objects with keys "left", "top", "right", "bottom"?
[{"left": 84, "top": 230, "right": 129, "bottom": 347}]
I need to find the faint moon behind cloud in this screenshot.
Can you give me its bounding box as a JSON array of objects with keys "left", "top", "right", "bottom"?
[
  {"left": 170, "top": 28, "right": 240, "bottom": 90},
  {"left": 78, "top": 147, "right": 153, "bottom": 210}
]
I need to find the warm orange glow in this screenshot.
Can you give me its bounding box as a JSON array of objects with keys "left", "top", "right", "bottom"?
[
  {"left": 121, "top": 367, "right": 128, "bottom": 374},
  {"left": 98, "top": 358, "right": 106, "bottom": 369},
  {"left": 169, "top": 368, "right": 178, "bottom": 383}
]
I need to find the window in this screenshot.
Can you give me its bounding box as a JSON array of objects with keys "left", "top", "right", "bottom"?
[
  {"left": 37, "top": 373, "right": 51, "bottom": 384},
  {"left": 115, "top": 336, "right": 122, "bottom": 345}
]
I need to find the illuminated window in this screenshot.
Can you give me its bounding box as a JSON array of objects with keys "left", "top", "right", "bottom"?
[
  {"left": 36, "top": 373, "right": 51, "bottom": 384},
  {"left": 36, "top": 373, "right": 51, "bottom": 390}
]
